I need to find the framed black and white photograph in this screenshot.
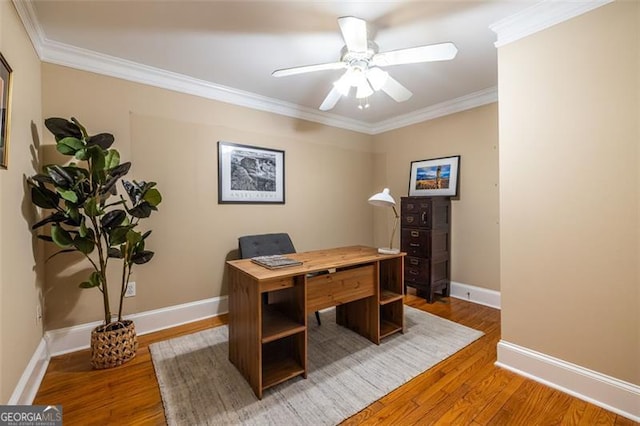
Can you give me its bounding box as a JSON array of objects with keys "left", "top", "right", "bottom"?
[
  {"left": 218, "top": 141, "right": 285, "bottom": 204},
  {"left": 408, "top": 155, "right": 460, "bottom": 197},
  {"left": 0, "top": 52, "right": 13, "bottom": 170}
]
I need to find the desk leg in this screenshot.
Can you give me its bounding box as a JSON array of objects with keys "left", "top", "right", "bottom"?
[
  {"left": 335, "top": 295, "right": 379, "bottom": 343},
  {"left": 228, "top": 267, "right": 262, "bottom": 398}
]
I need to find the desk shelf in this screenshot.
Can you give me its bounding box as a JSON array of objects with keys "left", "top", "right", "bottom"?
[
  {"left": 262, "top": 305, "right": 306, "bottom": 344},
  {"left": 262, "top": 333, "right": 306, "bottom": 390},
  {"left": 378, "top": 257, "right": 405, "bottom": 341},
  {"left": 380, "top": 290, "right": 403, "bottom": 305}
]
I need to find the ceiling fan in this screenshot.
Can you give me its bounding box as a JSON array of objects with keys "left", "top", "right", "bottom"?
[{"left": 272, "top": 16, "right": 458, "bottom": 111}]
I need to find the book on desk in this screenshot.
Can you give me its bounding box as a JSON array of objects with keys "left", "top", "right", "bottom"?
[{"left": 251, "top": 254, "right": 303, "bottom": 269}]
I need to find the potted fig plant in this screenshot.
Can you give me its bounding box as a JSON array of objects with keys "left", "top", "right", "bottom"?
[{"left": 27, "top": 117, "right": 161, "bottom": 369}]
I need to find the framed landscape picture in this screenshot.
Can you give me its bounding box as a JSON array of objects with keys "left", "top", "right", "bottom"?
[
  {"left": 408, "top": 155, "right": 460, "bottom": 197},
  {"left": 217, "top": 141, "right": 285, "bottom": 204},
  {"left": 0, "top": 52, "right": 13, "bottom": 169}
]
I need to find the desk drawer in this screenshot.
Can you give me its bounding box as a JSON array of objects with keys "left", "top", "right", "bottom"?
[
  {"left": 307, "top": 265, "right": 375, "bottom": 312},
  {"left": 260, "top": 277, "right": 294, "bottom": 293}
]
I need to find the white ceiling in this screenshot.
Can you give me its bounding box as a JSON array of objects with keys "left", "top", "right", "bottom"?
[{"left": 27, "top": 1, "right": 538, "bottom": 131}]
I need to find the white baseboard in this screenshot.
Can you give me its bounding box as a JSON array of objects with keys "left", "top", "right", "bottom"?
[
  {"left": 496, "top": 340, "right": 640, "bottom": 422},
  {"left": 11, "top": 296, "right": 229, "bottom": 405},
  {"left": 45, "top": 296, "right": 229, "bottom": 356},
  {"left": 450, "top": 281, "right": 501, "bottom": 309},
  {"left": 8, "top": 338, "right": 50, "bottom": 405}
]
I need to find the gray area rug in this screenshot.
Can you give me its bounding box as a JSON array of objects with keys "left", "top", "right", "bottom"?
[{"left": 150, "top": 306, "right": 483, "bottom": 425}]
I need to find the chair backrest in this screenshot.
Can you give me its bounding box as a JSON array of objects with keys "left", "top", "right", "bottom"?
[{"left": 238, "top": 233, "right": 296, "bottom": 259}]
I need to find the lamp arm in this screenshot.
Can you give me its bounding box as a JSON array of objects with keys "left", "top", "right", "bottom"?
[{"left": 389, "top": 205, "right": 400, "bottom": 251}]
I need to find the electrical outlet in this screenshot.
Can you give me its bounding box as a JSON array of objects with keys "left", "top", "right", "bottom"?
[{"left": 125, "top": 281, "right": 136, "bottom": 297}]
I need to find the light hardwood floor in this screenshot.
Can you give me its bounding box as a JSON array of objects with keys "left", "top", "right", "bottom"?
[{"left": 34, "top": 293, "right": 637, "bottom": 425}]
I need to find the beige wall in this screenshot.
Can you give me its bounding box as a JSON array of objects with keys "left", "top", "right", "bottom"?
[
  {"left": 498, "top": 1, "right": 639, "bottom": 384},
  {"left": 0, "top": 1, "right": 44, "bottom": 403},
  {"left": 41, "top": 64, "right": 375, "bottom": 330},
  {"left": 373, "top": 104, "right": 500, "bottom": 291}
]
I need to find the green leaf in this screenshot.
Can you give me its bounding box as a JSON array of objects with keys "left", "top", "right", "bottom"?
[
  {"left": 101, "top": 209, "right": 126, "bottom": 230},
  {"left": 66, "top": 206, "right": 81, "bottom": 225},
  {"left": 104, "top": 149, "right": 120, "bottom": 170},
  {"left": 89, "top": 271, "right": 103, "bottom": 287},
  {"left": 88, "top": 145, "right": 106, "bottom": 172},
  {"left": 126, "top": 229, "right": 142, "bottom": 246},
  {"left": 70, "top": 117, "right": 88, "bottom": 138},
  {"left": 108, "top": 247, "right": 123, "bottom": 259},
  {"left": 51, "top": 225, "right": 73, "bottom": 247},
  {"left": 129, "top": 202, "right": 152, "bottom": 218},
  {"left": 79, "top": 218, "right": 88, "bottom": 237},
  {"left": 84, "top": 197, "right": 103, "bottom": 217},
  {"left": 73, "top": 236, "right": 95, "bottom": 254},
  {"left": 75, "top": 148, "right": 89, "bottom": 161},
  {"left": 87, "top": 133, "right": 115, "bottom": 150},
  {"left": 44, "top": 118, "right": 82, "bottom": 140},
  {"left": 131, "top": 250, "right": 154, "bottom": 265},
  {"left": 47, "top": 165, "right": 73, "bottom": 188},
  {"left": 31, "top": 186, "right": 60, "bottom": 209},
  {"left": 109, "top": 226, "right": 133, "bottom": 246},
  {"left": 143, "top": 188, "right": 162, "bottom": 207},
  {"left": 56, "top": 137, "right": 84, "bottom": 155},
  {"left": 56, "top": 188, "right": 78, "bottom": 204}
]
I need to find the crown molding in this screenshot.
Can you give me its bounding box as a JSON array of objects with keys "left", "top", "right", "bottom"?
[
  {"left": 369, "top": 87, "right": 497, "bottom": 134},
  {"left": 11, "top": 0, "right": 46, "bottom": 57},
  {"left": 13, "top": 0, "right": 495, "bottom": 135},
  {"left": 490, "top": 0, "right": 613, "bottom": 47}
]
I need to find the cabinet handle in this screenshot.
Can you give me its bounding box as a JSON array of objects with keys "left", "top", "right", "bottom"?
[
  {"left": 407, "top": 217, "right": 414, "bottom": 223},
  {"left": 421, "top": 211, "right": 427, "bottom": 222},
  {"left": 410, "top": 259, "right": 419, "bottom": 265},
  {"left": 410, "top": 243, "right": 420, "bottom": 247},
  {"left": 410, "top": 231, "right": 419, "bottom": 237},
  {"left": 409, "top": 270, "right": 419, "bottom": 275}
]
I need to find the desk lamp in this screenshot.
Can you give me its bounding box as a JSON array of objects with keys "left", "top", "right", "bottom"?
[{"left": 368, "top": 188, "right": 400, "bottom": 254}]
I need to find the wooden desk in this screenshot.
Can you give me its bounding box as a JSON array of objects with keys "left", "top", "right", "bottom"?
[{"left": 227, "top": 245, "right": 405, "bottom": 399}]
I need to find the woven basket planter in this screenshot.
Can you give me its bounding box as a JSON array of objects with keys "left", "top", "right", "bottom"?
[{"left": 90, "top": 319, "right": 138, "bottom": 369}]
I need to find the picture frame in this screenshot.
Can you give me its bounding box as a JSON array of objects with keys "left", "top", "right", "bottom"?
[
  {"left": 408, "top": 155, "right": 460, "bottom": 197},
  {"left": 218, "top": 141, "right": 285, "bottom": 204},
  {"left": 0, "top": 52, "right": 13, "bottom": 170}
]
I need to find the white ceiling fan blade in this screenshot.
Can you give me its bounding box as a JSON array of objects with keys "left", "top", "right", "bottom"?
[
  {"left": 272, "top": 62, "right": 346, "bottom": 78},
  {"left": 372, "top": 42, "right": 458, "bottom": 67},
  {"left": 380, "top": 75, "right": 413, "bottom": 102},
  {"left": 319, "top": 86, "right": 342, "bottom": 111},
  {"left": 338, "top": 16, "right": 368, "bottom": 53}
]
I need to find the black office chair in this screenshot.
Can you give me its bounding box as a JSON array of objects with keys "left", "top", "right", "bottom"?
[{"left": 238, "top": 233, "right": 321, "bottom": 326}]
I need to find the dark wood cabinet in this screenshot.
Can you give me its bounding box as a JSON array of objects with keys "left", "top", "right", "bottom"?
[{"left": 400, "top": 196, "right": 451, "bottom": 302}]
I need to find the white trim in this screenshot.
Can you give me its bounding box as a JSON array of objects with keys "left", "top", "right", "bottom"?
[
  {"left": 13, "top": 0, "right": 496, "bottom": 134},
  {"left": 450, "top": 281, "right": 501, "bottom": 309},
  {"left": 45, "top": 296, "right": 228, "bottom": 356},
  {"left": 490, "top": 0, "right": 613, "bottom": 47},
  {"left": 8, "top": 339, "right": 50, "bottom": 405},
  {"left": 496, "top": 340, "right": 640, "bottom": 422},
  {"left": 369, "top": 87, "right": 498, "bottom": 134},
  {"left": 10, "top": 0, "right": 46, "bottom": 57}
]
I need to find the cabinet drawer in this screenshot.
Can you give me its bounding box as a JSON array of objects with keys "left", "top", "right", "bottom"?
[
  {"left": 401, "top": 229, "right": 431, "bottom": 257},
  {"left": 404, "top": 256, "right": 429, "bottom": 283},
  {"left": 401, "top": 199, "right": 431, "bottom": 228}
]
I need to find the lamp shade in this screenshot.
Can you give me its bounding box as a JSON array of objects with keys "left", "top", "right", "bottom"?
[{"left": 368, "top": 188, "right": 396, "bottom": 207}]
